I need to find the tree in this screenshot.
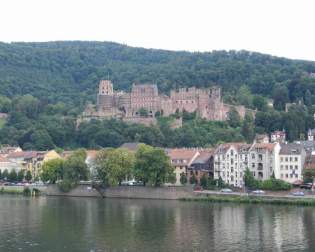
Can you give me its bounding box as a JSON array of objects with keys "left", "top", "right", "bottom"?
[
  {"left": 303, "top": 169, "right": 315, "bottom": 186},
  {"left": 227, "top": 107, "right": 241, "bottom": 128},
  {"left": 25, "top": 170, "right": 32, "bottom": 182},
  {"left": 180, "top": 173, "right": 187, "bottom": 185},
  {"left": 273, "top": 85, "right": 289, "bottom": 111},
  {"left": 189, "top": 174, "right": 197, "bottom": 185},
  {"left": 242, "top": 112, "right": 255, "bottom": 143},
  {"left": 244, "top": 168, "right": 259, "bottom": 189},
  {"left": 8, "top": 169, "right": 17, "bottom": 182},
  {"left": 41, "top": 158, "right": 64, "bottom": 183},
  {"left": 63, "top": 149, "right": 89, "bottom": 183},
  {"left": 17, "top": 169, "right": 25, "bottom": 182},
  {"left": 304, "top": 89, "right": 312, "bottom": 107},
  {"left": 236, "top": 85, "right": 253, "bottom": 107},
  {"left": 217, "top": 176, "right": 224, "bottom": 188},
  {"left": 95, "top": 148, "right": 135, "bottom": 186},
  {"left": 139, "top": 108, "right": 148, "bottom": 117},
  {"left": 134, "top": 144, "right": 174, "bottom": 186},
  {"left": 200, "top": 174, "right": 208, "bottom": 188},
  {"left": 30, "top": 129, "right": 55, "bottom": 150},
  {"left": 2, "top": 169, "right": 9, "bottom": 180},
  {"left": 252, "top": 95, "right": 268, "bottom": 111}
]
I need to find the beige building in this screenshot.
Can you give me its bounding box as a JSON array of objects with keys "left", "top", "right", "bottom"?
[{"left": 167, "top": 149, "right": 200, "bottom": 185}]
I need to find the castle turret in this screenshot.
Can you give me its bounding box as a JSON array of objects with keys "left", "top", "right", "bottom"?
[{"left": 97, "top": 80, "right": 114, "bottom": 113}]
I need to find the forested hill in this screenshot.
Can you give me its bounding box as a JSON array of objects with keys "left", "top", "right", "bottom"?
[{"left": 1, "top": 41, "right": 315, "bottom": 107}]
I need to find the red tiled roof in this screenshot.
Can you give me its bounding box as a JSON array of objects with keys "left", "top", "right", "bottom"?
[
  {"left": 7, "top": 151, "right": 37, "bottom": 159},
  {"left": 167, "top": 149, "right": 199, "bottom": 162}
]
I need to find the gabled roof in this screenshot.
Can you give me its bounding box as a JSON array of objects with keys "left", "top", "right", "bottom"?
[
  {"left": 191, "top": 151, "right": 213, "bottom": 165},
  {"left": 0, "top": 155, "right": 10, "bottom": 162},
  {"left": 168, "top": 149, "right": 199, "bottom": 163},
  {"left": 215, "top": 143, "right": 250, "bottom": 154},
  {"left": 250, "top": 143, "right": 277, "bottom": 152},
  {"left": 120, "top": 142, "right": 143, "bottom": 152},
  {"left": 280, "top": 143, "right": 304, "bottom": 155},
  {"left": 7, "top": 151, "right": 37, "bottom": 159}
]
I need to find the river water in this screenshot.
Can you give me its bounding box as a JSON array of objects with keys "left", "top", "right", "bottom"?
[{"left": 0, "top": 196, "right": 314, "bottom": 252}]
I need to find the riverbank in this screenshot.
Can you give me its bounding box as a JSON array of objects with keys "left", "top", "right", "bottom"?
[
  {"left": 0, "top": 186, "right": 43, "bottom": 196},
  {"left": 181, "top": 194, "right": 315, "bottom": 206}
]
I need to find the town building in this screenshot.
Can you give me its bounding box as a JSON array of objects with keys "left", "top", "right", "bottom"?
[
  {"left": 254, "top": 134, "right": 269, "bottom": 144},
  {"left": 187, "top": 151, "right": 214, "bottom": 184},
  {"left": 81, "top": 80, "right": 255, "bottom": 125},
  {"left": 307, "top": 129, "right": 315, "bottom": 141},
  {"left": 6, "top": 150, "right": 61, "bottom": 179},
  {"left": 270, "top": 130, "right": 286, "bottom": 143},
  {"left": 276, "top": 143, "right": 306, "bottom": 183},
  {"left": 214, "top": 142, "right": 281, "bottom": 187},
  {"left": 214, "top": 143, "right": 251, "bottom": 188},
  {"left": 248, "top": 143, "right": 280, "bottom": 181},
  {"left": 167, "top": 149, "right": 200, "bottom": 185},
  {"left": 0, "top": 155, "right": 21, "bottom": 173},
  {"left": 0, "top": 146, "right": 22, "bottom": 156}
]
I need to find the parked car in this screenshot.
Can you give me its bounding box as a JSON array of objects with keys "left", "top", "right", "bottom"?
[
  {"left": 300, "top": 183, "right": 313, "bottom": 189},
  {"left": 251, "top": 190, "right": 265, "bottom": 195},
  {"left": 220, "top": 188, "right": 233, "bottom": 193},
  {"left": 291, "top": 191, "right": 305, "bottom": 197},
  {"left": 121, "top": 180, "right": 144, "bottom": 186}
]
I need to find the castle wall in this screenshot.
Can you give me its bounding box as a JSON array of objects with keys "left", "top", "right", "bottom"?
[{"left": 88, "top": 80, "right": 252, "bottom": 126}]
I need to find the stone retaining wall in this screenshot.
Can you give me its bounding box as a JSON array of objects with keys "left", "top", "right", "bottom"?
[{"left": 46, "top": 185, "right": 194, "bottom": 200}]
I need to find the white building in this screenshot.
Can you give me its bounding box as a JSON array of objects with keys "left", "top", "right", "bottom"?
[
  {"left": 248, "top": 143, "right": 280, "bottom": 181},
  {"left": 214, "top": 143, "right": 251, "bottom": 188},
  {"left": 271, "top": 130, "right": 286, "bottom": 143},
  {"left": 214, "top": 142, "right": 281, "bottom": 187},
  {"left": 276, "top": 143, "right": 306, "bottom": 183}
]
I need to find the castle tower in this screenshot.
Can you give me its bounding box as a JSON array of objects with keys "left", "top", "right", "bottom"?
[
  {"left": 98, "top": 80, "right": 113, "bottom": 95},
  {"left": 97, "top": 80, "right": 114, "bottom": 114}
]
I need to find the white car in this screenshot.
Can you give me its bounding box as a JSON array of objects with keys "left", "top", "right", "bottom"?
[
  {"left": 252, "top": 190, "right": 265, "bottom": 195},
  {"left": 220, "top": 188, "right": 233, "bottom": 193}
]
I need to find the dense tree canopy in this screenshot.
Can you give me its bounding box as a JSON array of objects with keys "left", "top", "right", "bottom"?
[{"left": 0, "top": 41, "right": 315, "bottom": 148}]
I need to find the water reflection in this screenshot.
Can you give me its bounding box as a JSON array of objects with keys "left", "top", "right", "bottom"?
[{"left": 0, "top": 196, "right": 313, "bottom": 251}]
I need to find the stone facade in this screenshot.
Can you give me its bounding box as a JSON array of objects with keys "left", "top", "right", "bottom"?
[{"left": 82, "top": 80, "right": 254, "bottom": 125}]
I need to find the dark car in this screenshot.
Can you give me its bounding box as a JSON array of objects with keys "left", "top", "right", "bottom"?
[{"left": 300, "top": 183, "right": 313, "bottom": 189}]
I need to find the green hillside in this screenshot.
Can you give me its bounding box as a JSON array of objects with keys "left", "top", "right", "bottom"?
[
  {"left": 0, "top": 41, "right": 315, "bottom": 150},
  {"left": 1, "top": 41, "right": 315, "bottom": 106}
]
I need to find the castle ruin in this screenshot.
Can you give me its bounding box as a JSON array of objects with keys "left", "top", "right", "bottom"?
[{"left": 82, "top": 80, "right": 252, "bottom": 126}]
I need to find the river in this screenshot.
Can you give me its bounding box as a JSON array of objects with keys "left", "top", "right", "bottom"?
[{"left": 0, "top": 196, "right": 314, "bottom": 251}]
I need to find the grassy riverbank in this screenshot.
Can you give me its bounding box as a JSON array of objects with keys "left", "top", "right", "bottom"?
[
  {"left": 0, "top": 187, "right": 41, "bottom": 196},
  {"left": 0, "top": 187, "right": 24, "bottom": 194},
  {"left": 180, "top": 195, "right": 315, "bottom": 206}
]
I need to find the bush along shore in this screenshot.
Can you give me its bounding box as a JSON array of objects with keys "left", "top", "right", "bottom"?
[
  {"left": 180, "top": 195, "right": 315, "bottom": 207},
  {"left": 0, "top": 187, "right": 41, "bottom": 196}
]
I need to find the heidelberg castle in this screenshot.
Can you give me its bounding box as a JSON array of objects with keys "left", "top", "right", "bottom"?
[{"left": 81, "top": 80, "right": 254, "bottom": 126}]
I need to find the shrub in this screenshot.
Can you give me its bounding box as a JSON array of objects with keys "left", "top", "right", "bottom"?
[
  {"left": 189, "top": 174, "right": 197, "bottom": 185},
  {"left": 23, "top": 187, "right": 31, "bottom": 196},
  {"left": 58, "top": 180, "right": 76, "bottom": 192},
  {"left": 260, "top": 178, "right": 292, "bottom": 191},
  {"left": 200, "top": 174, "right": 208, "bottom": 189},
  {"left": 180, "top": 173, "right": 187, "bottom": 185}
]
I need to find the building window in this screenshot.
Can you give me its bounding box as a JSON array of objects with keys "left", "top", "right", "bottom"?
[
  {"left": 280, "top": 165, "right": 283, "bottom": 170},
  {"left": 295, "top": 157, "right": 298, "bottom": 162},
  {"left": 285, "top": 165, "right": 288, "bottom": 170},
  {"left": 295, "top": 165, "right": 298, "bottom": 170},
  {"left": 289, "top": 157, "right": 292, "bottom": 162},
  {"left": 252, "top": 154, "right": 255, "bottom": 159},
  {"left": 285, "top": 157, "right": 288, "bottom": 162},
  {"left": 281, "top": 174, "right": 283, "bottom": 178},
  {"left": 290, "top": 165, "right": 293, "bottom": 170},
  {"left": 280, "top": 157, "right": 283, "bottom": 162},
  {"left": 252, "top": 163, "right": 255, "bottom": 168}
]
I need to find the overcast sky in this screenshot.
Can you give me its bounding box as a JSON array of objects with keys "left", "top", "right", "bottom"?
[{"left": 1, "top": 0, "right": 314, "bottom": 61}]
